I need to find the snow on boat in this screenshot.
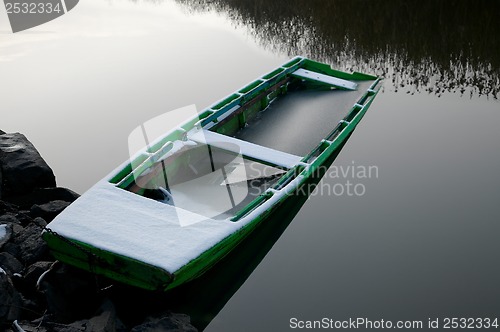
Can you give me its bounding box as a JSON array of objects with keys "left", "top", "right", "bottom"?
[{"left": 43, "top": 57, "right": 381, "bottom": 291}]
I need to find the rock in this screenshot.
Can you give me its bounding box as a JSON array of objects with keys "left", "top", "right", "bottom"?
[
  {"left": 0, "top": 133, "right": 56, "bottom": 198},
  {"left": 0, "top": 130, "right": 5, "bottom": 135},
  {"left": 0, "top": 200, "right": 18, "bottom": 215},
  {"left": 24, "top": 261, "right": 53, "bottom": 292},
  {"left": 38, "top": 263, "right": 101, "bottom": 323},
  {"left": 6, "top": 187, "right": 80, "bottom": 210},
  {"left": 0, "top": 223, "right": 13, "bottom": 250},
  {"left": 51, "top": 323, "right": 86, "bottom": 332},
  {"left": 32, "top": 217, "right": 47, "bottom": 228},
  {"left": 9, "top": 261, "right": 53, "bottom": 306},
  {"left": 130, "top": 313, "right": 198, "bottom": 332},
  {"left": 14, "top": 223, "right": 48, "bottom": 265},
  {"left": 48, "top": 322, "right": 86, "bottom": 332},
  {"left": 89, "top": 299, "right": 117, "bottom": 332},
  {"left": 85, "top": 299, "right": 117, "bottom": 332},
  {"left": 62, "top": 299, "right": 117, "bottom": 332},
  {"left": 30, "top": 200, "right": 70, "bottom": 222},
  {"left": 18, "top": 293, "right": 45, "bottom": 321},
  {"left": 0, "top": 252, "right": 24, "bottom": 276},
  {"left": 0, "top": 214, "right": 24, "bottom": 236},
  {"left": 11, "top": 320, "right": 49, "bottom": 332},
  {"left": 3, "top": 243, "right": 21, "bottom": 260},
  {"left": 0, "top": 269, "right": 22, "bottom": 323},
  {"left": 14, "top": 212, "right": 33, "bottom": 227},
  {"left": 31, "top": 317, "right": 86, "bottom": 332}
]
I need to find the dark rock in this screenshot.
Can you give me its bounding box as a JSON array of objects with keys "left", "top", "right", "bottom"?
[
  {"left": 130, "top": 313, "right": 198, "bottom": 332},
  {"left": 18, "top": 210, "right": 33, "bottom": 223},
  {"left": 0, "top": 133, "right": 56, "bottom": 198},
  {"left": 86, "top": 299, "right": 117, "bottom": 332},
  {"left": 3, "top": 243, "right": 21, "bottom": 259},
  {"left": 49, "top": 322, "right": 86, "bottom": 332},
  {"left": 0, "top": 214, "right": 20, "bottom": 224},
  {"left": 61, "top": 299, "right": 117, "bottom": 332},
  {"left": 38, "top": 263, "right": 101, "bottom": 323},
  {"left": 0, "top": 200, "right": 18, "bottom": 215},
  {"left": 30, "top": 200, "right": 70, "bottom": 222},
  {"left": 115, "top": 317, "right": 128, "bottom": 332},
  {"left": 32, "top": 317, "right": 87, "bottom": 332},
  {"left": 0, "top": 223, "right": 13, "bottom": 250},
  {"left": 52, "top": 323, "right": 86, "bottom": 332},
  {"left": 33, "top": 217, "right": 47, "bottom": 228},
  {"left": 14, "top": 212, "right": 33, "bottom": 227},
  {"left": 14, "top": 223, "right": 48, "bottom": 265},
  {"left": 6, "top": 187, "right": 80, "bottom": 210},
  {"left": 0, "top": 270, "right": 22, "bottom": 323},
  {"left": 0, "top": 214, "right": 24, "bottom": 236},
  {"left": 12, "top": 320, "right": 49, "bottom": 332},
  {"left": 24, "top": 261, "right": 53, "bottom": 291},
  {"left": 0, "top": 252, "right": 24, "bottom": 276},
  {"left": 18, "top": 293, "right": 45, "bottom": 321}
]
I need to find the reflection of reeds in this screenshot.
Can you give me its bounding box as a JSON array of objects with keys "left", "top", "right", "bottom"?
[{"left": 174, "top": 0, "right": 500, "bottom": 98}]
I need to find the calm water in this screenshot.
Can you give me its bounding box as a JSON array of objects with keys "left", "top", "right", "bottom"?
[{"left": 1, "top": 1, "right": 499, "bottom": 331}]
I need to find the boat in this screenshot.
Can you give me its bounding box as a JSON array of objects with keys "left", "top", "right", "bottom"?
[{"left": 42, "top": 56, "right": 381, "bottom": 291}]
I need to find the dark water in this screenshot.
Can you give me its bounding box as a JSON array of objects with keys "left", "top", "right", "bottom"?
[{"left": 1, "top": 1, "right": 499, "bottom": 331}]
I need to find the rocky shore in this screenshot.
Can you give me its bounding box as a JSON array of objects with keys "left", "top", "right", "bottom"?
[{"left": 0, "top": 131, "right": 197, "bottom": 332}]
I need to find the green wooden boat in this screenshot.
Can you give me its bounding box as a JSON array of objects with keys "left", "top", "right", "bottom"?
[{"left": 43, "top": 57, "right": 381, "bottom": 291}]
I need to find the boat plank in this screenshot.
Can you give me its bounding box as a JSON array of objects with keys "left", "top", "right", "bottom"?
[
  {"left": 189, "top": 129, "right": 302, "bottom": 169},
  {"left": 292, "top": 68, "right": 358, "bottom": 90}
]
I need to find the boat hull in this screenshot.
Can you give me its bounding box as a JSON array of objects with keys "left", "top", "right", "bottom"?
[{"left": 43, "top": 56, "right": 381, "bottom": 291}]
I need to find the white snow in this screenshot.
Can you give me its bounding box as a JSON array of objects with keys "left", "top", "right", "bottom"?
[
  {"left": 220, "top": 160, "right": 285, "bottom": 186},
  {"left": 204, "top": 105, "right": 241, "bottom": 130},
  {"left": 291, "top": 68, "right": 358, "bottom": 90},
  {"left": 46, "top": 180, "right": 246, "bottom": 273},
  {"left": 0, "top": 267, "right": 5, "bottom": 275},
  {"left": 0, "top": 224, "right": 7, "bottom": 241},
  {"left": 189, "top": 129, "right": 302, "bottom": 169},
  {"left": 155, "top": 140, "right": 188, "bottom": 163}
]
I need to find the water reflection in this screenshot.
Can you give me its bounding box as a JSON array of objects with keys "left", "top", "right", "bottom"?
[{"left": 173, "top": 0, "right": 500, "bottom": 98}]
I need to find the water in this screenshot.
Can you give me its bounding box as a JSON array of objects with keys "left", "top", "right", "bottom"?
[{"left": 1, "top": 1, "right": 499, "bottom": 331}]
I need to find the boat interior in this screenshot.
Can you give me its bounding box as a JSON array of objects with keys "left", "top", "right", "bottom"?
[{"left": 108, "top": 58, "right": 380, "bottom": 221}]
